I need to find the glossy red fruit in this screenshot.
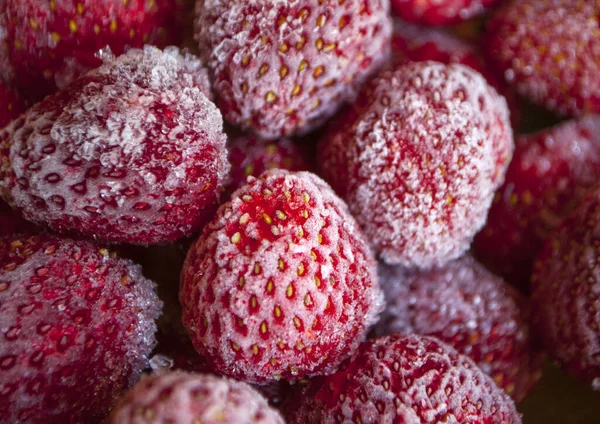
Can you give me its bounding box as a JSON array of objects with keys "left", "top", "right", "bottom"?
[
  {"left": 0, "top": 0, "right": 182, "bottom": 100},
  {"left": 0, "top": 234, "right": 161, "bottom": 423},
  {"left": 0, "top": 46, "right": 229, "bottom": 245},
  {"left": 485, "top": 0, "right": 600, "bottom": 117},
  {"left": 180, "top": 169, "right": 383, "bottom": 384},
  {"left": 391, "top": 0, "right": 500, "bottom": 26},
  {"left": 109, "top": 372, "right": 285, "bottom": 424},
  {"left": 286, "top": 334, "right": 521, "bottom": 423},
  {"left": 0, "top": 81, "right": 26, "bottom": 128},
  {"left": 319, "top": 61, "right": 512, "bottom": 268},
  {"left": 475, "top": 115, "right": 600, "bottom": 287},
  {"left": 532, "top": 186, "right": 600, "bottom": 391},
  {"left": 195, "top": 0, "right": 392, "bottom": 139},
  {"left": 374, "top": 256, "right": 543, "bottom": 403}
]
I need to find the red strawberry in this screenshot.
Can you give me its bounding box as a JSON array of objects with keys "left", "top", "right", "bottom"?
[
  {"left": 374, "top": 255, "right": 543, "bottom": 403},
  {"left": 109, "top": 372, "right": 285, "bottom": 424},
  {"left": 0, "top": 80, "right": 26, "bottom": 128},
  {"left": 319, "top": 61, "right": 513, "bottom": 268},
  {"left": 0, "top": 0, "right": 183, "bottom": 100},
  {"left": 180, "top": 169, "right": 383, "bottom": 384},
  {"left": 391, "top": 0, "right": 500, "bottom": 26},
  {"left": 475, "top": 115, "right": 600, "bottom": 288},
  {"left": 0, "top": 233, "right": 161, "bottom": 423},
  {"left": 531, "top": 185, "right": 600, "bottom": 391},
  {"left": 195, "top": 0, "right": 392, "bottom": 139},
  {"left": 286, "top": 334, "right": 521, "bottom": 423},
  {"left": 0, "top": 46, "right": 229, "bottom": 245},
  {"left": 484, "top": 0, "right": 600, "bottom": 118},
  {"left": 228, "top": 135, "right": 310, "bottom": 193}
]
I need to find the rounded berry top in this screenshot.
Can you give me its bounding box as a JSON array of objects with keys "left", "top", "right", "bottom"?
[
  {"left": 0, "top": 234, "right": 161, "bottom": 423},
  {"left": 109, "top": 372, "right": 285, "bottom": 424},
  {"left": 288, "top": 334, "right": 521, "bottom": 423},
  {"left": 0, "top": 46, "right": 229, "bottom": 245},
  {"left": 375, "top": 256, "right": 543, "bottom": 402},
  {"left": 319, "top": 61, "right": 512, "bottom": 268},
  {"left": 195, "top": 0, "right": 392, "bottom": 139},
  {"left": 180, "top": 169, "right": 383, "bottom": 384}
]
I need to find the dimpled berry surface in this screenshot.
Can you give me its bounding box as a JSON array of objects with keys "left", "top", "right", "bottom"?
[
  {"left": 0, "top": 46, "right": 229, "bottom": 245},
  {"left": 0, "top": 234, "right": 161, "bottom": 423},
  {"left": 180, "top": 169, "right": 383, "bottom": 384}
]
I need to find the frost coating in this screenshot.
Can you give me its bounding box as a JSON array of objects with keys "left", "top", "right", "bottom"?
[
  {"left": 109, "top": 372, "right": 285, "bottom": 424},
  {"left": 195, "top": 0, "right": 392, "bottom": 139},
  {"left": 319, "top": 61, "right": 512, "bottom": 268},
  {"left": 180, "top": 169, "right": 383, "bottom": 384},
  {"left": 0, "top": 46, "right": 229, "bottom": 245}
]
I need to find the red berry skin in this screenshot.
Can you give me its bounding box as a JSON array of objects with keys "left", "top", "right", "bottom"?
[
  {"left": 0, "top": 80, "right": 26, "bottom": 128},
  {"left": 319, "top": 61, "right": 512, "bottom": 268},
  {"left": 0, "top": 0, "right": 183, "bottom": 100},
  {"left": 475, "top": 115, "right": 600, "bottom": 287},
  {"left": 484, "top": 0, "right": 600, "bottom": 118},
  {"left": 195, "top": 0, "right": 392, "bottom": 139},
  {"left": 391, "top": 0, "right": 500, "bottom": 26},
  {"left": 109, "top": 372, "right": 285, "bottom": 424},
  {"left": 180, "top": 169, "right": 383, "bottom": 384},
  {"left": 374, "top": 256, "right": 543, "bottom": 403},
  {"left": 0, "top": 234, "right": 161, "bottom": 424},
  {"left": 532, "top": 186, "right": 600, "bottom": 391},
  {"left": 0, "top": 46, "right": 229, "bottom": 246},
  {"left": 286, "top": 334, "right": 521, "bottom": 424}
]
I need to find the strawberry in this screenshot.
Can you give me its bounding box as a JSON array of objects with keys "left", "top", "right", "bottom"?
[
  {"left": 475, "top": 115, "right": 600, "bottom": 288},
  {"left": 484, "top": 0, "right": 600, "bottom": 118},
  {"left": 194, "top": 0, "right": 392, "bottom": 139},
  {"left": 109, "top": 372, "right": 285, "bottom": 424},
  {"left": 391, "top": 0, "right": 500, "bottom": 26},
  {"left": 180, "top": 169, "right": 383, "bottom": 384},
  {"left": 531, "top": 185, "right": 600, "bottom": 391},
  {"left": 0, "top": 80, "right": 26, "bottom": 128},
  {"left": 0, "top": 233, "right": 161, "bottom": 423},
  {"left": 228, "top": 134, "right": 310, "bottom": 193},
  {"left": 286, "top": 334, "right": 521, "bottom": 423},
  {"left": 0, "top": 0, "right": 183, "bottom": 100},
  {"left": 374, "top": 255, "right": 544, "bottom": 403},
  {"left": 0, "top": 46, "right": 229, "bottom": 245},
  {"left": 319, "top": 61, "right": 513, "bottom": 268}
]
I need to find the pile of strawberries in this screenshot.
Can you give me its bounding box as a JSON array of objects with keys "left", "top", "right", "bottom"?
[{"left": 1, "top": 0, "right": 600, "bottom": 422}]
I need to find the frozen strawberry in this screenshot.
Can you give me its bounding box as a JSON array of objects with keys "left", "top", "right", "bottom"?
[
  {"left": 0, "top": 233, "right": 161, "bottom": 423},
  {"left": 228, "top": 135, "right": 310, "bottom": 193},
  {"left": 286, "top": 334, "right": 521, "bottom": 423},
  {"left": 0, "top": 0, "right": 183, "bottom": 100},
  {"left": 180, "top": 169, "right": 383, "bottom": 384},
  {"left": 195, "top": 0, "right": 392, "bottom": 139},
  {"left": 319, "top": 61, "right": 512, "bottom": 268},
  {"left": 475, "top": 115, "right": 600, "bottom": 287},
  {"left": 531, "top": 186, "right": 600, "bottom": 391},
  {"left": 391, "top": 0, "right": 500, "bottom": 26},
  {"left": 0, "top": 80, "right": 26, "bottom": 128},
  {"left": 374, "top": 256, "right": 543, "bottom": 403},
  {"left": 109, "top": 372, "right": 285, "bottom": 424},
  {"left": 485, "top": 0, "right": 600, "bottom": 117},
  {"left": 0, "top": 46, "right": 229, "bottom": 245}
]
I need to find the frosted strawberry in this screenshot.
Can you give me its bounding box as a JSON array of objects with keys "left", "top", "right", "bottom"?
[
  {"left": 0, "top": 46, "right": 229, "bottom": 245},
  {"left": 532, "top": 186, "right": 600, "bottom": 391},
  {"left": 375, "top": 256, "right": 543, "bottom": 402},
  {"left": 391, "top": 0, "right": 501, "bottom": 26},
  {"left": 0, "top": 234, "right": 161, "bottom": 423},
  {"left": 485, "top": 0, "right": 600, "bottom": 117},
  {"left": 319, "top": 61, "right": 512, "bottom": 268},
  {"left": 180, "top": 169, "right": 383, "bottom": 384},
  {"left": 109, "top": 372, "right": 285, "bottom": 424},
  {"left": 0, "top": 81, "right": 26, "bottom": 128},
  {"left": 475, "top": 115, "right": 600, "bottom": 287},
  {"left": 0, "top": 0, "right": 182, "bottom": 100},
  {"left": 286, "top": 334, "right": 521, "bottom": 423},
  {"left": 195, "top": 0, "right": 392, "bottom": 139}
]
